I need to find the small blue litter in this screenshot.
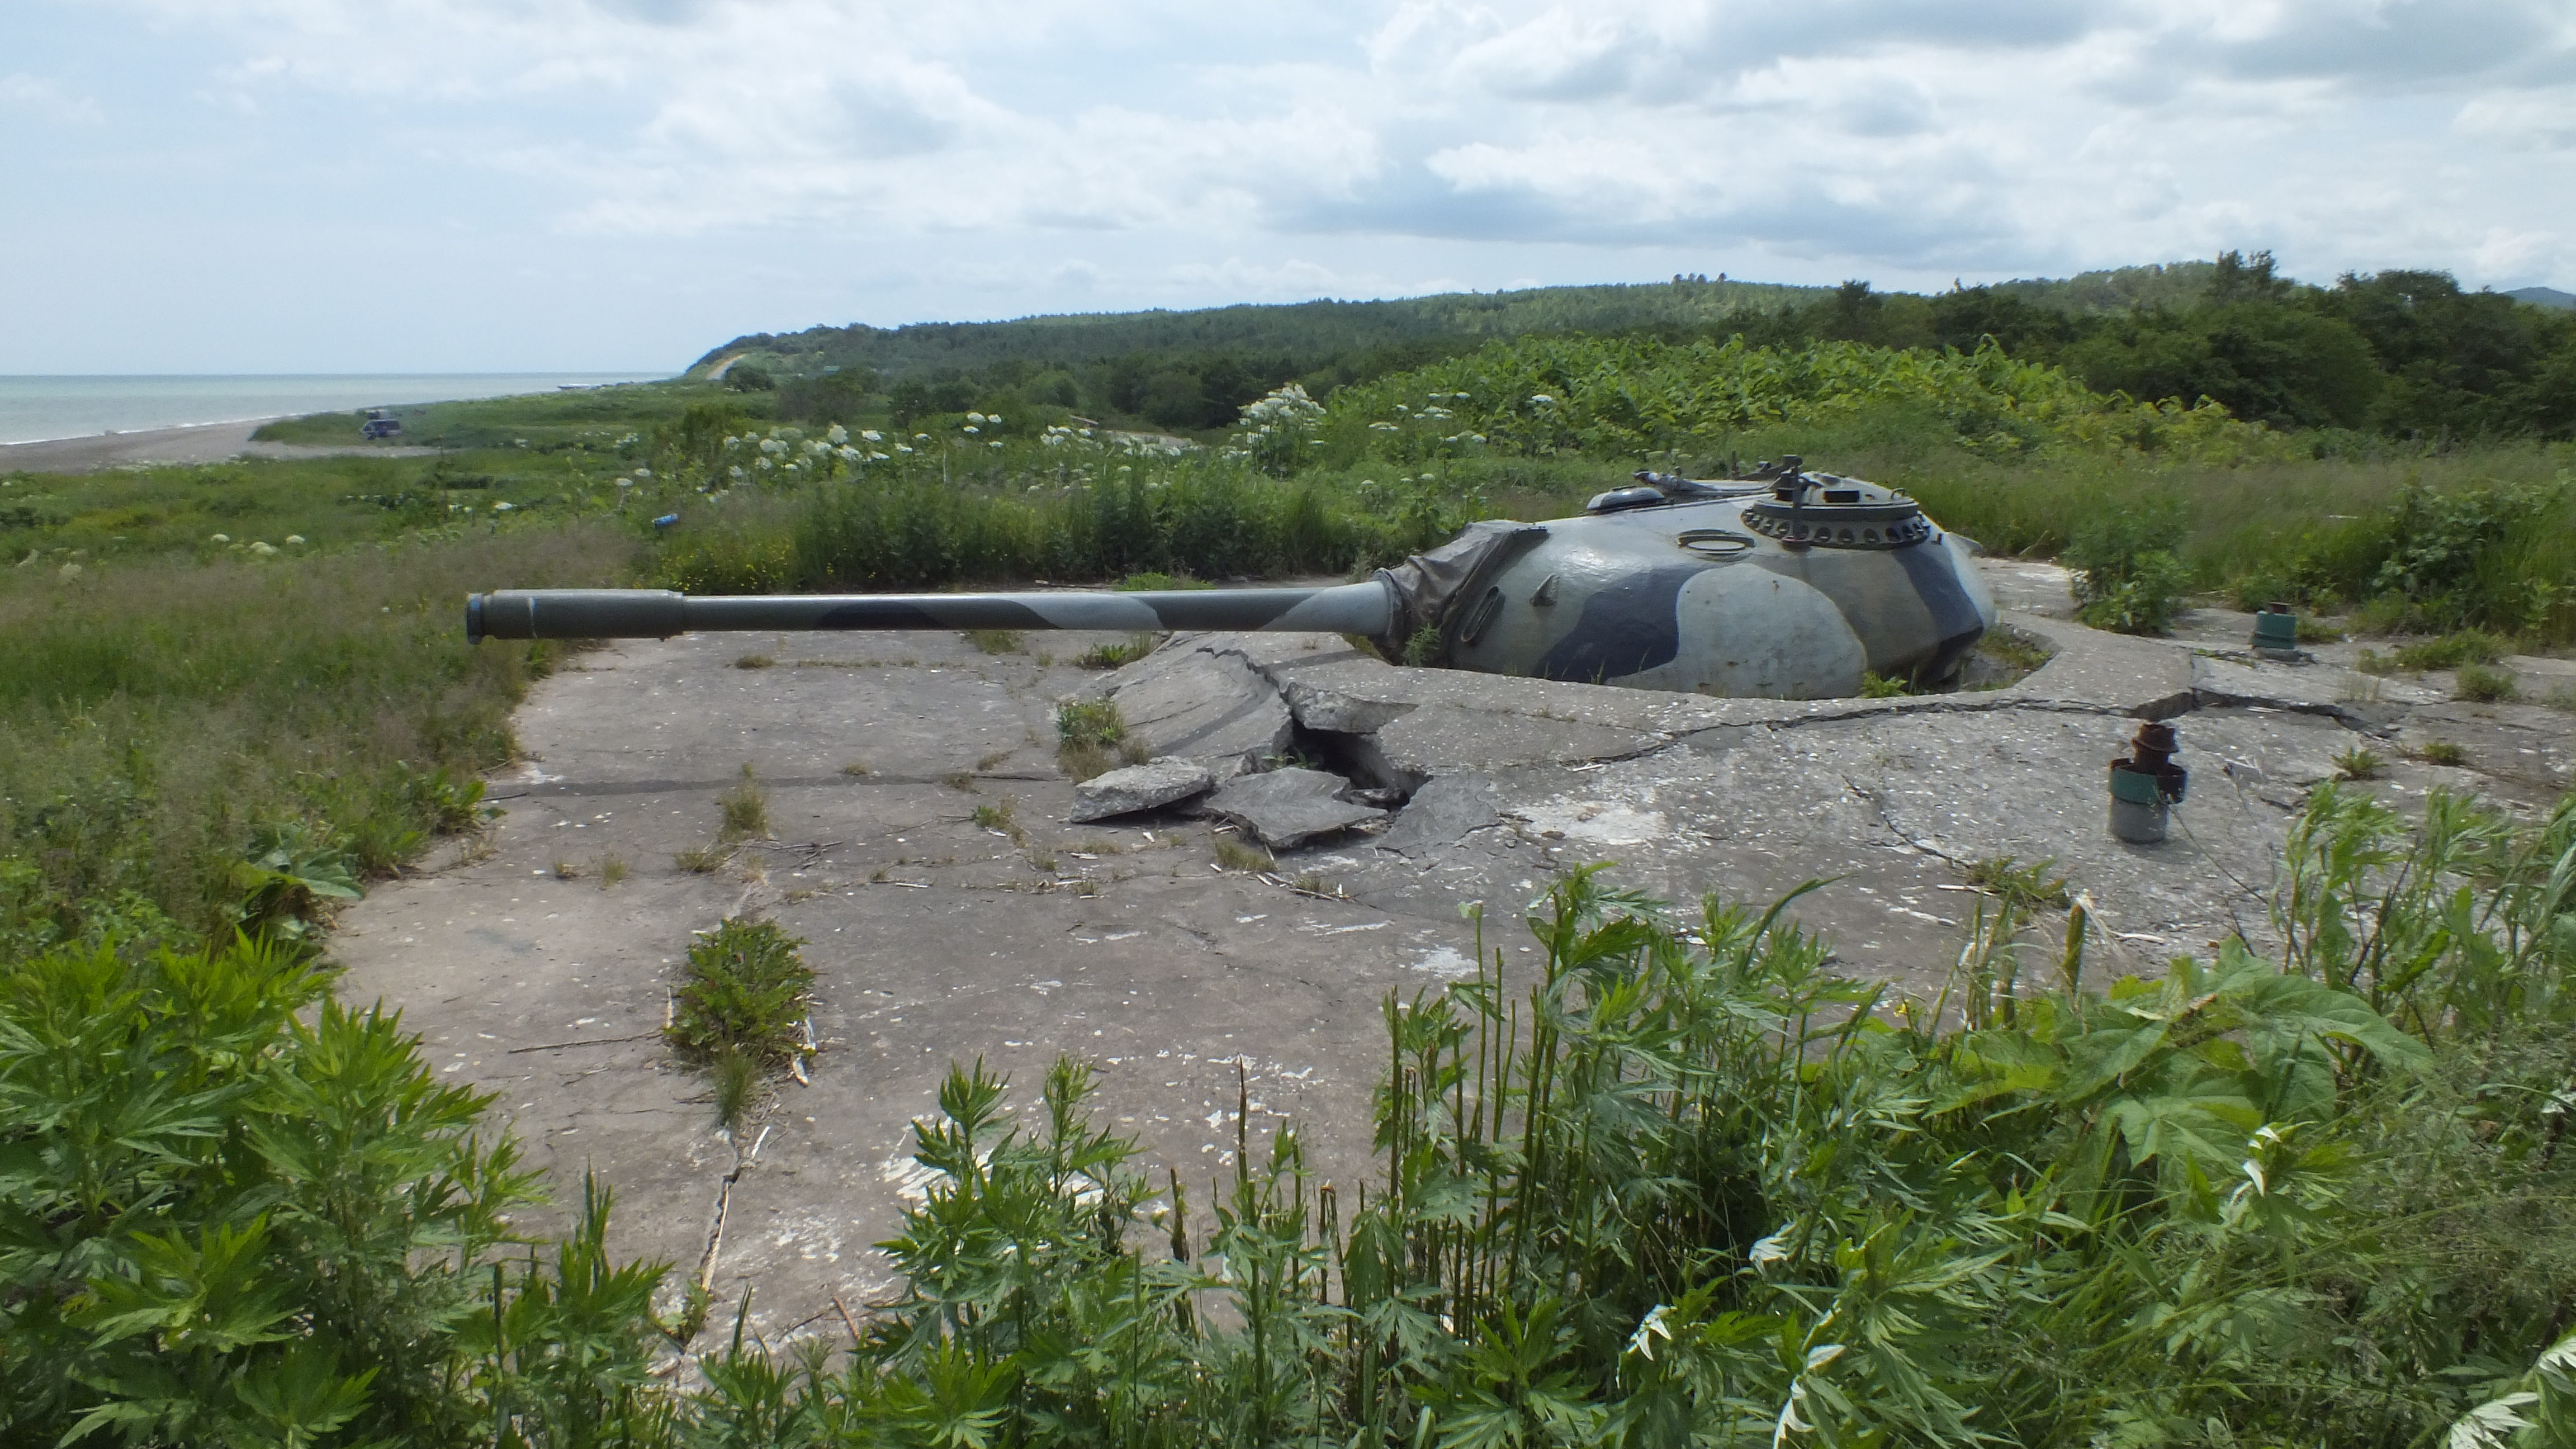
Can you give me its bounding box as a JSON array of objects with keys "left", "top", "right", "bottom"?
[{"left": 651, "top": 514, "right": 680, "bottom": 529}]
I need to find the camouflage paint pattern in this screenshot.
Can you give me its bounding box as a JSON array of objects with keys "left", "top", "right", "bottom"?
[{"left": 467, "top": 466, "right": 1992, "bottom": 702}]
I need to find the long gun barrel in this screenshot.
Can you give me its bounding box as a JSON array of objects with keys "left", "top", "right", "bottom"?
[{"left": 465, "top": 582, "right": 1396, "bottom": 644}]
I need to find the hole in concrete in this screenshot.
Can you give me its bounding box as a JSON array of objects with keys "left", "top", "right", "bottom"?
[
  {"left": 1288, "top": 719, "right": 1418, "bottom": 800},
  {"left": 1944, "top": 624, "right": 2056, "bottom": 694}
]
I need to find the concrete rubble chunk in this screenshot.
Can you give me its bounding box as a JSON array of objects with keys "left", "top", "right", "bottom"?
[
  {"left": 1101, "top": 642, "right": 1293, "bottom": 774},
  {"left": 1376, "top": 774, "right": 1503, "bottom": 855},
  {"left": 1206, "top": 767, "right": 1388, "bottom": 849},
  {"left": 1069, "top": 759, "right": 1214, "bottom": 823}
]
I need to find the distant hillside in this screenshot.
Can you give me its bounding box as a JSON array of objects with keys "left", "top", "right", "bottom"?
[
  {"left": 700, "top": 255, "right": 2576, "bottom": 439},
  {"left": 691, "top": 263, "right": 2263, "bottom": 384},
  {"left": 1987, "top": 261, "right": 2217, "bottom": 314},
  {"left": 692, "top": 277, "right": 1831, "bottom": 380}
]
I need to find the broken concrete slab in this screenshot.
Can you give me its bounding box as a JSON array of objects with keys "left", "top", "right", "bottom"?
[
  {"left": 1375, "top": 774, "right": 1503, "bottom": 855},
  {"left": 1998, "top": 613, "right": 2196, "bottom": 719},
  {"left": 2190, "top": 653, "right": 2440, "bottom": 727},
  {"left": 1101, "top": 643, "right": 1292, "bottom": 773},
  {"left": 1206, "top": 767, "right": 1388, "bottom": 849},
  {"left": 1349, "top": 706, "right": 1665, "bottom": 790},
  {"left": 1070, "top": 759, "right": 1213, "bottom": 822}
]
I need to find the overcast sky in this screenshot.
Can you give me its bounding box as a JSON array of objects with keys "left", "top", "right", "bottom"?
[{"left": 4, "top": 0, "right": 2572, "bottom": 373}]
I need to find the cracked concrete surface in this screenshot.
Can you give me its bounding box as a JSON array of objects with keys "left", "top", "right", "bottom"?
[{"left": 330, "top": 560, "right": 2574, "bottom": 1352}]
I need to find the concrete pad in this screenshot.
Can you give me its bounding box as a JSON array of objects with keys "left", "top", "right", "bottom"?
[{"left": 325, "top": 577, "right": 2575, "bottom": 1357}]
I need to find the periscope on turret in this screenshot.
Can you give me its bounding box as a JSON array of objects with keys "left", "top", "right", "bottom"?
[{"left": 466, "top": 458, "right": 1995, "bottom": 702}]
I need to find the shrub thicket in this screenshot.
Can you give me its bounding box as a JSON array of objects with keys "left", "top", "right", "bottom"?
[{"left": 10, "top": 788, "right": 2576, "bottom": 1445}]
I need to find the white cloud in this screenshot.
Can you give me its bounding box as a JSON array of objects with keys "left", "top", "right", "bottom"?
[
  {"left": 79, "top": 0, "right": 2576, "bottom": 281},
  {"left": 9, "top": 0, "right": 2575, "bottom": 371},
  {"left": 0, "top": 72, "right": 103, "bottom": 124}
]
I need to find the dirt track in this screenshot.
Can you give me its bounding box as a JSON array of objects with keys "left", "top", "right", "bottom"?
[{"left": 0, "top": 420, "right": 439, "bottom": 473}]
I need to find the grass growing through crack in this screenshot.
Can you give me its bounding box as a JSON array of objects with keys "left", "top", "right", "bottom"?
[
  {"left": 667, "top": 916, "right": 816, "bottom": 1129},
  {"left": 1055, "top": 698, "right": 1143, "bottom": 781},
  {"left": 2456, "top": 662, "right": 2520, "bottom": 702},
  {"left": 965, "top": 628, "right": 1025, "bottom": 655},
  {"left": 2421, "top": 739, "right": 2471, "bottom": 766},
  {"left": 1076, "top": 633, "right": 1161, "bottom": 669},
  {"left": 599, "top": 851, "right": 629, "bottom": 887},
  {"left": 972, "top": 798, "right": 1025, "bottom": 845},
  {"left": 1213, "top": 836, "right": 1275, "bottom": 873},
  {"left": 2332, "top": 745, "right": 2386, "bottom": 780},
  {"left": 717, "top": 763, "right": 769, "bottom": 841},
  {"left": 1959, "top": 855, "right": 2070, "bottom": 910}
]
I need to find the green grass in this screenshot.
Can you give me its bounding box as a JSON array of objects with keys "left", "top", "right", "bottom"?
[
  {"left": 1075, "top": 633, "right": 1160, "bottom": 669},
  {"left": 1054, "top": 698, "right": 1139, "bottom": 782},
  {"left": 2456, "top": 662, "right": 2521, "bottom": 702},
  {"left": 1213, "top": 836, "right": 1275, "bottom": 873},
  {"left": 2394, "top": 629, "right": 2509, "bottom": 670},
  {"left": 716, "top": 764, "right": 769, "bottom": 841},
  {"left": 0, "top": 519, "right": 632, "bottom": 955}
]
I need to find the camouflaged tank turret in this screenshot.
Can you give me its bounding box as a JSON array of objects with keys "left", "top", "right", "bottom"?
[{"left": 467, "top": 457, "right": 1993, "bottom": 702}]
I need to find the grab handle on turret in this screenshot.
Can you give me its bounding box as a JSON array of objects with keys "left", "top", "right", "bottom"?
[{"left": 466, "top": 582, "right": 1396, "bottom": 644}]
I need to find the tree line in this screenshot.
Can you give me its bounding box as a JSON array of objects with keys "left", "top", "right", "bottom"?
[{"left": 721, "top": 254, "right": 2576, "bottom": 443}]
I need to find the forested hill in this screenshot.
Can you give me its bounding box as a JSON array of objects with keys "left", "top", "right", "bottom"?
[
  {"left": 694, "top": 276, "right": 1831, "bottom": 379},
  {"left": 693, "top": 263, "right": 2227, "bottom": 383},
  {"left": 705, "top": 253, "right": 2576, "bottom": 440}
]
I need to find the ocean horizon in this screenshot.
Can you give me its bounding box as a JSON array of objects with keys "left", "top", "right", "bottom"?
[{"left": 0, "top": 372, "right": 671, "bottom": 445}]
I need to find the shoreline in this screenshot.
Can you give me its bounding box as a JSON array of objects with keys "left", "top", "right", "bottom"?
[
  {"left": 0, "top": 419, "right": 441, "bottom": 475},
  {"left": 0, "top": 411, "right": 297, "bottom": 448}
]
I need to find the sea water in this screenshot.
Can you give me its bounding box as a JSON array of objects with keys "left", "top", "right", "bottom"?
[{"left": 0, "top": 373, "right": 669, "bottom": 445}]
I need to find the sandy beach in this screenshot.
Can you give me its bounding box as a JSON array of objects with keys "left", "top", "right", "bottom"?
[{"left": 0, "top": 420, "right": 441, "bottom": 475}]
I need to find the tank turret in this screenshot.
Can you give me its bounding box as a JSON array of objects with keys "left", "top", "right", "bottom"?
[{"left": 467, "top": 459, "right": 1995, "bottom": 702}]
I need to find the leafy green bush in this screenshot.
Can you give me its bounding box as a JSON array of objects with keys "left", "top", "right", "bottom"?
[
  {"left": 666, "top": 916, "right": 814, "bottom": 1069},
  {"left": 2065, "top": 504, "right": 2190, "bottom": 633},
  {"left": 0, "top": 937, "right": 671, "bottom": 1444},
  {"left": 1315, "top": 333, "right": 2296, "bottom": 467},
  {"left": 2373, "top": 479, "right": 2573, "bottom": 633}
]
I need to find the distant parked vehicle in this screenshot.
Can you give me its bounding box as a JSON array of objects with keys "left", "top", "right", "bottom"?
[{"left": 361, "top": 409, "right": 402, "bottom": 440}]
